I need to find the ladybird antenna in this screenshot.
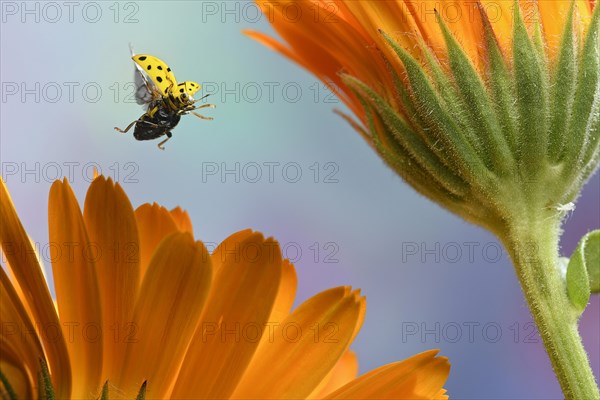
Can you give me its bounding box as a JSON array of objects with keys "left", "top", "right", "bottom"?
[{"left": 192, "top": 94, "right": 211, "bottom": 104}]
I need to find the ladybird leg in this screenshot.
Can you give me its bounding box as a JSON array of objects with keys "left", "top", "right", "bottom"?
[
  {"left": 191, "top": 111, "right": 214, "bottom": 121},
  {"left": 180, "top": 103, "right": 216, "bottom": 120},
  {"left": 114, "top": 119, "right": 140, "bottom": 133},
  {"left": 157, "top": 131, "right": 173, "bottom": 150},
  {"left": 138, "top": 120, "right": 161, "bottom": 128}
]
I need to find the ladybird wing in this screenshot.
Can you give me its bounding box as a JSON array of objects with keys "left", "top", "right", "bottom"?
[
  {"left": 129, "top": 46, "right": 161, "bottom": 107},
  {"left": 132, "top": 54, "right": 178, "bottom": 96},
  {"left": 133, "top": 60, "right": 158, "bottom": 106}
]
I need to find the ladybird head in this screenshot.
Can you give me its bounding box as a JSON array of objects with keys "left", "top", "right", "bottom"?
[{"left": 176, "top": 81, "right": 201, "bottom": 102}]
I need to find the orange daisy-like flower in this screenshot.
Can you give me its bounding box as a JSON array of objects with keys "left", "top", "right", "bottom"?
[{"left": 0, "top": 176, "right": 449, "bottom": 399}]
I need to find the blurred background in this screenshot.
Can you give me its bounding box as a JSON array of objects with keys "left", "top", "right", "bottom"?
[{"left": 1, "top": 1, "right": 598, "bottom": 398}]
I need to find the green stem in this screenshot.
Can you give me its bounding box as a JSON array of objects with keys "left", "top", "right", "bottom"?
[{"left": 500, "top": 215, "right": 599, "bottom": 399}]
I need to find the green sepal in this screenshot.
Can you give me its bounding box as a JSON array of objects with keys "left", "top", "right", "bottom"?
[
  {"left": 512, "top": 1, "right": 549, "bottom": 176},
  {"left": 548, "top": 2, "right": 578, "bottom": 162},
  {"left": 385, "top": 41, "right": 468, "bottom": 172},
  {"left": 565, "top": 5, "right": 600, "bottom": 198},
  {"left": 342, "top": 75, "right": 501, "bottom": 228},
  {"left": 97, "top": 381, "right": 109, "bottom": 400},
  {"left": 0, "top": 369, "right": 18, "bottom": 400},
  {"left": 136, "top": 381, "right": 148, "bottom": 400},
  {"left": 345, "top": 81, "right": 454, "bottom": 203},
  {"left": 563, "top": 5, "right": 600, "bottom": 171},
  {"left": 38, "top": 359, "right": 55, "bottom": 400},
  {"left": 566, "top": 231, "right": 599, "bottom": 315},
  {"left": 379, "top": 30, "right": 491, "bottom": 187},
  {"left": 437, "top": 11, "right": 513, "bottom": 176},
  {"left": 342, "top": 74, "right": 468, "bottom": 197},
  {"left": 345, "top": 80, "right": 481, "bottom": 221},
  {"left": 480, "top": 8, "right": 519, "bottom": 161},
  {"left": 579, "top": 4, "right": 600, "bottom": 172},
  {"left": 416, "top": 38, "right": 486, "bottom": 170}
]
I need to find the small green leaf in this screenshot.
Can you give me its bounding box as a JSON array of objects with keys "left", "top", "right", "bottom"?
[
  {"left": 581, "top": 230, "right": 600, "bottom": 293},
  {"left": 566, "top": 231, "right": 599, "bottom": 315}
]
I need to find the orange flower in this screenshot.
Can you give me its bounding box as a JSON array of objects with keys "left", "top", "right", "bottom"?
[{"left": 0, "top": 176, "right": 450, "bottom": 399}]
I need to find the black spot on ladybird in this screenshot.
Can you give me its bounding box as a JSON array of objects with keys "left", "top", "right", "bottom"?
[
  {"left": 157, "top": 66, "right": 163, "bottom": 70},
  {"left": 157, "top": 76, "right": 163, "bottom": 83},
  {"left": 167, "top": 67, "right": 171, "bottom": 72},
  {"left": 180, "top": 88, "right": 184, "bottom": 93},
  {"left": 147, "top": 65, "right": 151, "bottom": 70},
  {"left": 139, "top": 56, "right": 147, "bottom": 61}
]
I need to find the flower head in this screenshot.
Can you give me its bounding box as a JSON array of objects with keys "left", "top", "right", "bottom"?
[
  {"left": 0, "top": 176, "right": 449, "bottom": 399},
  {"left": 247, "top": 0, "right": 599, "bottom": 233}
]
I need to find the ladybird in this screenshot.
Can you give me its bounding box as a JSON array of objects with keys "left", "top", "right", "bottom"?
[{"left": 114, "top": 46, "right": 215, "bottom": 150}]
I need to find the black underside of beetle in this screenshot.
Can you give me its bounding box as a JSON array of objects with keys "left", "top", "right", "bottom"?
[{"left": 133, "top": 101, "right": 181, "bottom": 140}]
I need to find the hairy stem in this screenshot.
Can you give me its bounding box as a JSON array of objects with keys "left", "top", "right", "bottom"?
[{"left": 500, "top": 214, "right": 599, "bottom": 399}]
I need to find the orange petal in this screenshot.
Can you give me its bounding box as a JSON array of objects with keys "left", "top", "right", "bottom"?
[
  {"left": 479, "top": 0, "right": 513, "bottom": 57},
  {"left": 134, "top": 203, "right": 179, "bottom": 280},
  {"left": 436, "top": 388, "right": 450, "bottom": 400},
  {"left": 48, "top": 179, "right": 103, "bottom": 398},
  {"left": 2, "top": 241, "right": 42, "bottom": 343},
  {"left": 173, "top": 233, "right": 283, "bottom": 399},
  {"left": 253, "top": 0, "right": 388, "bottom": 117},
  {"left": 480, "top": 0, "right": 542, "bottom": 57},
  {"left": 268, "top": 259, "right": 297, "bottom": 324},
  {"left": 82, "top": 176, "right": 140, "bottom": 380},
  {"left": 170, "top": 207, "right": 194, "bottom": 234},
  {"left": 118, "top": 232, "right": 212, "bottom": 398},
  {"left": 232, "top": 287, "right": 364, "bottom": 399},
  {"left": 0, "top": 178, "right": 71, "bottom": 397},
  {"left": 323, "top": 350, "right": 450, "bottom": 399},
  {"left": 209, "top": 228, "right": 254, "bottom": 273},
  {"left": 540, "top": 0, "right": 594, "bottom": 57},
  {"left": 537, "top": 0, "right": 589, "bottom": 59},
  {"left": 309, "top": 350, "right": 359, "bottom": 399},
  {"left": 0, "top": 268, "right": 43, "bottom": 397},
  {"left": 0, "top": 344, "right": 33, "bottom": 399}
]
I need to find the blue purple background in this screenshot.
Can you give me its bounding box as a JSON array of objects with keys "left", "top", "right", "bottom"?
[{"left": 1, "top": 1, "right": 598, "bottom": 398}]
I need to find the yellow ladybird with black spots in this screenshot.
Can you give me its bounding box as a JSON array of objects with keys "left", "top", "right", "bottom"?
[{"left": 115, "top": 48, "right": 215, "bottom": 150}]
